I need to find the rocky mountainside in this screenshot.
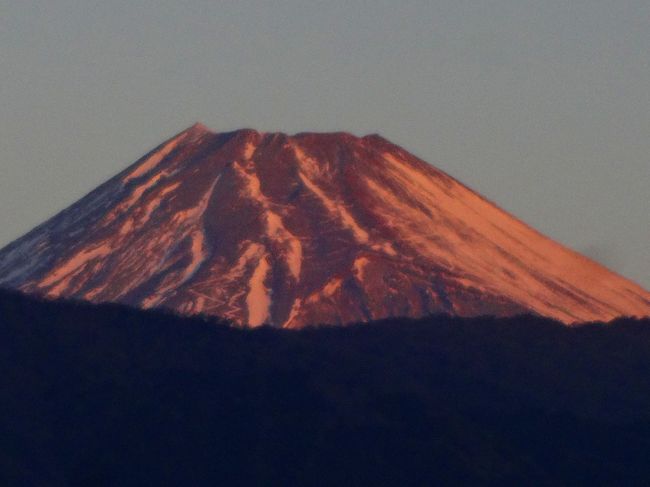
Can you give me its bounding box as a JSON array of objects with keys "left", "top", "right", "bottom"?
[{"left": 0, "top": 123, "right": 648, "bottom": 326}]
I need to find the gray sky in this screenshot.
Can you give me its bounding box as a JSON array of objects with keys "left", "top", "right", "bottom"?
[{"left": 1, "top": 0, "right": 648, "bottom": 288}]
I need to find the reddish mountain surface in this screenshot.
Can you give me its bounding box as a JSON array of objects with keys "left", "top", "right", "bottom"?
[{"left": 0, "top": 124, "right": 648, "bottom": 327}]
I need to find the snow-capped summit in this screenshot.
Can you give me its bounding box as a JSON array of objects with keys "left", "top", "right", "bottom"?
[{"left": 1, "top": 124, "right": 648, "bottom": 326}]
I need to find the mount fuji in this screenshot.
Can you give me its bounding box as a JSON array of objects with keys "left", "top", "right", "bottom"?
[{"left": 1, "top": 123, "right": 648, "bottom": 327}]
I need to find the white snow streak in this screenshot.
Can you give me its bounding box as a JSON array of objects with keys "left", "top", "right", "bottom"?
[
  {"left": 282, "top": 298, "right": 303, "bottom": 328},
  {"left": 236, "top": 163, "right": 303, "bottom": 281},
  {"left": 141, "top": 178, "right": 219, "bottom": 307},
  {"left": 298, "top": 172, "right": 369, "bottom": 244},
  {"left": 39, "top": 243, "right": 113, "bottom": 295},
  {"left": 292, "top": 144, "right": 328, "bottom": 179},
  {"left": 353, "top": 257, "right": 370, "bottom": 283},
  {"left": 123, "top": 136, "right": 183, "bottom": 183},
  {"left": 242, "top": 142, "right": 256, "bottom": 161},
  {"left": 246, "top": 251, "right": 272, "bottom": 327}
]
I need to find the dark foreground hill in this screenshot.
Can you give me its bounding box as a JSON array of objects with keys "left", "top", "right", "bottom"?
[{"left": 1, "top": 289, "right": 650, "bottom": 486}]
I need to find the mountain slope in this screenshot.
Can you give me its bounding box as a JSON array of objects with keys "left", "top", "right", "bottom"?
[{"left": 0, "top": 123, "right": 648, "bottom": 326}]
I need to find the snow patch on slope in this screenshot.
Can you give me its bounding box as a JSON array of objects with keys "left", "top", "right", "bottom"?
[
  {"left": 298, "top": 172, "right": 369, "bottom": 244},
  {"left": 305, "top": 277, "right": 343, "bottom": 306},
  {"left": 123, "top": 135, "right": 185, "bottom": 183},
  {"left": 242, "top": 142, "right": 257, "bottom": 161},
  {"left": 282, "top": 298, "right": 303, "bottom": 328},
  {"left": 141, "top": 178, "right": 220, "bottom": 307},
  {"left": 236, "top": 163, "right": 303, "bottom": 281},
  {"left": 39, "top": 243, "right": 113, "bottom": 296},
  {"left": 353, "top": 257, "right": 370, "bottom": 282},
  {"left": 185, "top": 241, "right": 264, "bottom": 319},
  {"left": 247, "top": 250, "right": 272, "bottom": 327},
  {"left": 374, "top": 151, "right": 647, "bottom": 323},
  {"left": 292, "top": 144, "right": 329, "bottom": 179}
]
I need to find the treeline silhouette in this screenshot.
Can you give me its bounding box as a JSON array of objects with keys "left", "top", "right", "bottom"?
[{"left": 1, "top": 288, "right": 650, "bottom": 486}]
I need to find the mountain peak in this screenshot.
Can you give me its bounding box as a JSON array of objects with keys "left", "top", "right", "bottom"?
[
  {"left": 0, "top": 128, "right": 648, "bottom": 327},
  {"left": 184, "top": 122, "right": 213, "bottom": 134},
  {"left": 183, "top": 124, "right": 380, "bottom": 142}
]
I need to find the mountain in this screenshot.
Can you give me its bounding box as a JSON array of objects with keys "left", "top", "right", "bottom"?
[{"left": 0, "top": 123, "right": 648, "bottom": 326}]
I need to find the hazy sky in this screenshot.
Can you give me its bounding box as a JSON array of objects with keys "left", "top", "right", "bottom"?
[{"left": 1, "top": 0, "right": 648, "bottom": 288}]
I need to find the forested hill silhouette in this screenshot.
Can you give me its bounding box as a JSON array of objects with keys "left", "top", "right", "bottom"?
[{"left": 2, "top": 288, "right": 650, "bottom": 486}]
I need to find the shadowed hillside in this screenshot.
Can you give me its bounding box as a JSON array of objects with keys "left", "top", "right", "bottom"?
[{"left": 1, "top": 289, "right": 650, "bottom": 486}]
